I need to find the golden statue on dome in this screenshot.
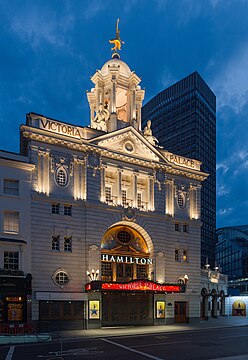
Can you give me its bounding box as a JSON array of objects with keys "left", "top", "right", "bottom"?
[{"left": 109, "top": 18, "right": 125, "bottom": 52}]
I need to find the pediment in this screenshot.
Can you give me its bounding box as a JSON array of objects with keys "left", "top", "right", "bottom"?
[{"left": 89, "top": 127, "right": 164, "bottom": 163}]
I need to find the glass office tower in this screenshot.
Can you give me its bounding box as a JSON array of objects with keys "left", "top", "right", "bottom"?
[{"left": 142, "top": 71, "right": 216, "bottom": 268}]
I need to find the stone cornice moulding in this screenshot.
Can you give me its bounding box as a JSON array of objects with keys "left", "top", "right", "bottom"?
[
  {"left": 21, "top": 127, "right": 207, "bottom": 181},
  {"left": 0, "top": 157, "right": 35, "bottom": 171}
]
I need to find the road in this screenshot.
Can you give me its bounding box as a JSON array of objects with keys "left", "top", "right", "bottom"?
[{"left": 1, "top": 326, "right": 248, "bottom": 360}]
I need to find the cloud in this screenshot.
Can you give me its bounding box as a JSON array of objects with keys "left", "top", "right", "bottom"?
[
  {"left": 8, "top": 4, "right": 74, "bottom": 50},
  {"left": 82, "top": 0, "right": 105, "bottom": 21},
  {"left": 160, "top": 67, "right": 176, "bottom": 89},
  {"left": 216, "top": 163, "right": 229, "bottom": 174},
  {"left": 217, "top": 184, "right": 229, "bottom": 197},
  {"left": 217, "top": 208, "right": 233, "bottom": 216},
  {"left": 213, "top": 44, "right": 248, "bottom": 113}
]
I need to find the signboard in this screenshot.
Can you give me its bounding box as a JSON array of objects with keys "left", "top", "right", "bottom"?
[
  {"left": 101, "top": 254, "right": 152, "bottom": 265},
  {"left": 86, "top": 280, "right": 183, "bottom": 293},
  {"left": 88, "top": 300, "right": 100, "bottom": 319},
  {"left": 156, "top": 301, "right": 165, "bottom": 319}
]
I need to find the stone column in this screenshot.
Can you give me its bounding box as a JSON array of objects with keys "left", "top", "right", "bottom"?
[
  {"left": 101, "top": 166, "right": 106, "bottom": 202},
  {"left": 131, "top": 88, "right": 136, "bottom": 120},
  {"left": 132, "top": 172, "right": 138, "bottom": 208},
  {"left": 148, "top": 175, "right": 154, "bottom": 211},
  {"left": 117, "top": 168, "right": 122, "bottom": 205},
  {"left": 165, "top": 178, "right": 175, "bottom": 217},
  {"left": 38, "top": 150, "right": 50, "bottom": 195},
  {"left": 111, "top": 76, "right": 117, "bottom": 114}
]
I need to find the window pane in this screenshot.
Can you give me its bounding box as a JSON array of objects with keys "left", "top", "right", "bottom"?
[
  {"left": 4, "top": 179, "right": 19, "bottom": 196},
  {"left": 4, "top": 212, "right": 19, "bottom": 233},
  {"left": 4, "top": 252, "right": 19, "bottom": 270}
]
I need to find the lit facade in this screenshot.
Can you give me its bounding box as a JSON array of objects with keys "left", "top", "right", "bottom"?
[
  {"left": 1, "top": 37, "right": 225, "bottom": 329},
  {"left": 142, "top": 72, "right": 216, "bottom": 268}
]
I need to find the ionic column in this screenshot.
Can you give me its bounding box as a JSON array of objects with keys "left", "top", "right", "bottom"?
[{"left": 190, "top": 183, "right": 199, "bottom": 219}]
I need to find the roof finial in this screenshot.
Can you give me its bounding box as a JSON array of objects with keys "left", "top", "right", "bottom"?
[{"left": 109, "top": 18, "right": 125, "bottom": 54}]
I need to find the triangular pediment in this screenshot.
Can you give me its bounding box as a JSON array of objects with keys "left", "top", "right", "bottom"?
[{"left": 88, "top": 126, "right": 166, "bottom": 163}]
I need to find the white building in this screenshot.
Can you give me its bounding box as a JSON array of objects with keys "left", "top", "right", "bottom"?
[
  {"left": 0, "top": 151, "right": 34, "bottom": 326},
  {"left": 1, "top": 29, "right": 229, "bottom": 330},
  {"left": 16, "top": 48, "right": 210, "bottom": 330}
]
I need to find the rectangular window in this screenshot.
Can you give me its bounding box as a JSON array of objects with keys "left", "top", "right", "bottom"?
[
  {"left": 183, "top": 224, "right": 189, "bottom": 233},
  {"left": 175, "top": 223, "right": 180, "bottom": 232},
  {"left": 175, "top": 249, "right": 180, "bottom": 261},
  {"left": 4, "top": 179, "right": 19, "bottom": 196},
  {"left": 64, "top": 237, "right": 72, "bottom": 252},
  {"left": 52, "top": 235, "right": 60, "bottom": 251},
  {"left": 105, "top": 186, "right": 112, "bottom": 203},
  {"left": 4, "top": 212, "right": 19, "bottom": 233},
  {"left": 52, "top": 203, "right": 60, "bottom": 214},
  {"left": 64, "top": 205, "right": 72, "bottom": 216},
  {"left": 4, "top": 252, "right": 19, "bottom": 270},
  {"left": 121, "top": 189, "right": 127, "bottom": 206}
]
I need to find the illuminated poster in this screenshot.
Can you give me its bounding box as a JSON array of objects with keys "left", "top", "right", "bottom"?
[
  {"left": 7, "top": 303, "right": 23, "bottom": 321},
  {"left": 156, "top": 301, "right": 165, "bottom": 319},
  {"left": 89, "top": 300, "right": 100, "bottom": 319},
  {"left": 232, "top": 300, "right": 246, "bottom": 316}
]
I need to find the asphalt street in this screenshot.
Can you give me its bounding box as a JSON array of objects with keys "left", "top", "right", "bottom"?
[{"left": 1, "top": 325, "right": 248, "bottom": 360}]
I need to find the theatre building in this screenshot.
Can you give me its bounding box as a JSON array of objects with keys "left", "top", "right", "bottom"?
[{"left": 14, "top": 33, "right": 211, "bottom": 329}]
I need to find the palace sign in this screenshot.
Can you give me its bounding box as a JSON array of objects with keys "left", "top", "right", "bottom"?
[
  {"left": 85, "top": 280, "right": 184, "bottom": 293},
  {"left": 101, "top": 254, "right": 152, "bottom": 265}
]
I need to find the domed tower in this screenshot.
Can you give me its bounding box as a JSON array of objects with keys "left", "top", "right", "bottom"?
[{"left": 87, "top": 20, "right": 145, "bottom": 132}]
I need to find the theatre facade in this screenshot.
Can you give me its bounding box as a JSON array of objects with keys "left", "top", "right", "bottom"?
[{"left": 1, "top": 27, "right": 227, "bottom": 330}]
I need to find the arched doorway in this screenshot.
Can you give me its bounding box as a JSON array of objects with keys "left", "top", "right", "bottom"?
[
  {"left": 101, "top": 225, "right": 152, "bottom": 282},
  {"left": 100, "top": 224, "right": 154, "bottom": 326}
]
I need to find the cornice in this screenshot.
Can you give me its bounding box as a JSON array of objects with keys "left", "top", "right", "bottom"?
[
  {"left": 22, "top": 126, "right": 207, "bottom": 181},
  {"left": 0, "top": 157, "right": 35, "bottom": 171}
]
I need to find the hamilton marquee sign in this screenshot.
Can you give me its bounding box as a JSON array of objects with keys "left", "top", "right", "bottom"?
[{"left": 101, "top": 254, "right": 152, "bottom": 265}]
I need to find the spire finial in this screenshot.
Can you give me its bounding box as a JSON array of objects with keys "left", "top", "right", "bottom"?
[{"left": 109, "top": 18, "right": 125, "bottom": 53}]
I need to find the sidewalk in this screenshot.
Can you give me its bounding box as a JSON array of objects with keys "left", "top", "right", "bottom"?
[{"left": 53, "top": 316, "right": 248, "bottom": 340}]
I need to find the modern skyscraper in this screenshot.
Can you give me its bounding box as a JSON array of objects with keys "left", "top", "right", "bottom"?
[{"left": 142, "top": 71, "right": 216, "bottom": 268}]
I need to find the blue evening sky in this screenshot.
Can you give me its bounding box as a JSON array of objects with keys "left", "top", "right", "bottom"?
[{"left": 0, "top": 0, "right": 247, "bottom": 228}]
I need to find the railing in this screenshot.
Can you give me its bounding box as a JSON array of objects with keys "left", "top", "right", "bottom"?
[
  {"left": 105, "top": 195, "right": 118, "bottom": 206},
  {"left": 137, "top": 201, "right": 148, "bottom": 211},
  {"left": 122, "top": 198, "right": 133, "bottom": 207}
]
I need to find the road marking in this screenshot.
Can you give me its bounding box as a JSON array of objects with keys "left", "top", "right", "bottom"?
[
  {"left": 132, "top": 340, "right": 191, "bottom": 348},
  {"left": 219, "top": 334, "right": 248, "bottom": 339},
  {"left": 5, "top": 346, "right": 15, "bottom": 360},
  {"left": 209, "top": 355, "right": 248, "bottom": 360},
  {"left": 102, "top": 338, "right": 165, "bottom": 360}
]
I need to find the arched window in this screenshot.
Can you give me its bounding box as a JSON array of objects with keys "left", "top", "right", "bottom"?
[
  {"left": 177, "top": 193, "right": 186, "bottom": 209},
  {"left": 55, "top": 167, "right": 68, "bottom": 187}
]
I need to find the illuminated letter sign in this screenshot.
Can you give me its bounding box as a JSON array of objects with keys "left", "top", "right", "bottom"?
[
  {"left": 39, "top": 118, "right": 83, "bottom": 139},
  {"left": 101, "top": 254, "right": 152, "bottom": 265}
]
